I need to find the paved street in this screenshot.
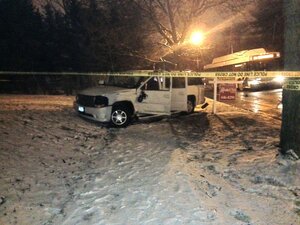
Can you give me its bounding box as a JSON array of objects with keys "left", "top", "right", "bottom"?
[{"left": 206, "top": 88, "right": 283, "bottom": 120}]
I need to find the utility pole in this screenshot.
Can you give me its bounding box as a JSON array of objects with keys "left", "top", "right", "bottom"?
[{"left": 280, "top": 0, "right": 300, "bottom": 157}]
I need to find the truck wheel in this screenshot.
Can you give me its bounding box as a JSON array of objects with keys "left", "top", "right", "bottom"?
[
  {"left": 187, "top": 98, "right": 195, "bottom": 114},
  {"left": 110, "top": 106, "right": 131, "bottom": 127}
]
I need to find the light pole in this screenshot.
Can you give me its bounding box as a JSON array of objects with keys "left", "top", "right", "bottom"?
[
  {"left": 190, "top": 31, "right": 204, "bottom": 71},
  {"left": 189, "top": 31, "right": 218, "bottom": 113}
]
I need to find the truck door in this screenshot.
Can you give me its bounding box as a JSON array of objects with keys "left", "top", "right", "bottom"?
[
  {"left": 136, "top": 76, "right": 171, "bottom": 115},
  {"left": 171, "top": 77, "right": 187, "bottom": 111}
]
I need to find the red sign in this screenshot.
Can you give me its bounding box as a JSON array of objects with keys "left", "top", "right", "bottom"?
[{"left": 219, "top": 84, "right": 236, "bottom": 100}]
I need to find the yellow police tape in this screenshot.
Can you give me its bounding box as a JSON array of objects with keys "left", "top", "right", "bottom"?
[{"left": 1, "top": 70, "right": 300, "bottom": 78}]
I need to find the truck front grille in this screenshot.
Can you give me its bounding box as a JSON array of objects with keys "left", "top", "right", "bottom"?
[{"left": 77, "top": 94, "right": 108, "bottom": 107}]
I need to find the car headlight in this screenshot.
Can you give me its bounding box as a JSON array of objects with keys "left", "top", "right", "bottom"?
[
  {"left": 273, "top": 76, "right": 285, "bottom": 83},
  {"left": 249, "top": 79, "right": 261, "bottom": 86}
]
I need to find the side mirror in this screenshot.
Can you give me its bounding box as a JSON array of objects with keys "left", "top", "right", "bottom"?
[{"left": 137, "top": 90, "right": 148, "bottom": 102}]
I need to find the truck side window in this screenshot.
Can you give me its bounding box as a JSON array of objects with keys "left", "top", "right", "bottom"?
[
  {"left": 188, "top": 78, "right": 204, "bottom": 85},
  {"left": 165, "top": 77, "right": 170, "bottom": 89},
  {"left": 173, "top": 77, "right": 185, "bottom": 88},
  {"left": 145, "top": 77, "right": 159, "bottom": 90}
]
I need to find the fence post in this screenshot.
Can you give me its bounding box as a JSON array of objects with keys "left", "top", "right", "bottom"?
[{"left": 213, "top": 77, "right": 217, "bottom": 114}]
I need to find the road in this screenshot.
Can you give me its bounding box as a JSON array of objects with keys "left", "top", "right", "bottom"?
[{"left": 206, "top": 88, "right": 283, "bottom": 120}]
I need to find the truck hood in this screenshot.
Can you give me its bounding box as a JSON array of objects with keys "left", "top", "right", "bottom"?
[{"left": 78, "top": 86, "right": 133, "bottom": 96}]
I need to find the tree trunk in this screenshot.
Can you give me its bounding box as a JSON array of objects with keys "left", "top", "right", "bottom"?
[{"left": 280, "top": 0, "right": 300, "bottom": 156}]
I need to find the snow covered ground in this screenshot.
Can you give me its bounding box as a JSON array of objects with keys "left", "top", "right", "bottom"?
[{"left": 0, "top": 95, "right": 299, "bottom": 225}]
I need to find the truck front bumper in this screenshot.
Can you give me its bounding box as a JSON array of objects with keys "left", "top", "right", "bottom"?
[{"left": 73, "top": 102, "right": 112, "bottom": 122}]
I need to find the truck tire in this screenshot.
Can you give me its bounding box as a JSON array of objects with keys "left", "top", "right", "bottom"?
[
  {"left": 187, "top": 97, "right": 195, "bottom": 114},
  {"left": 110, "top": 106, "right": 131, "bottom": 127}
]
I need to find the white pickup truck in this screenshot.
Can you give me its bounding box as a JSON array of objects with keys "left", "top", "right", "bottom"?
[{"left": 74, "top": 75, "right": 207, "bottom": 127}]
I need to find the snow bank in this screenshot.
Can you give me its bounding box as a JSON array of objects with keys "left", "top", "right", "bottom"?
[{"left": 0, "top": 95, "right": 299, "bottom": 225}]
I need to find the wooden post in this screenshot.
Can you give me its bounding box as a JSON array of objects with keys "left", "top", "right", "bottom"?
[{"left": 213, "top": 78, "right": 217, "bottom": 114}]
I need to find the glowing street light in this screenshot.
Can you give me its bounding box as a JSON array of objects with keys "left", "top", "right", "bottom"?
[
  {"left": 190, "top": 31, "right": 205, "bottom": 45},
  {"left": 190, "top": 31, "right": 205, "bottom": 71}
]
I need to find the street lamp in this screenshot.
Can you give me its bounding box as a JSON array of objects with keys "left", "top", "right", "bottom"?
[
  {"left": 190, "top": 31, "right": 205, "bottom": 45},
  {"left": 190, "top": 31, "right": 205, "bottom": 71}
]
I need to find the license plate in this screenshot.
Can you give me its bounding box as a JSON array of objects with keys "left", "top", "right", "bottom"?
[{"left": 78, "top": 106, "right": 84, "bottom": 112}]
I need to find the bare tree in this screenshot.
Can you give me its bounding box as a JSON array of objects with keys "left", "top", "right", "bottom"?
[
  {"left": 132, "top": 0, "right": 224, "bottom": 47},
  {"left": 135, "top": 1, "right": 260, "bottom": 44},
  {"left": 130, "top": 0, "right": 257, "bottom": 63}
]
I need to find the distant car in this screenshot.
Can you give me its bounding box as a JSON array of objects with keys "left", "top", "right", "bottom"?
[
  {"left": 239, "top": 76, "right": 285, "bottom": 91},
  {"left": 74, "top": 74, "right": 207, "bottom": 127}
]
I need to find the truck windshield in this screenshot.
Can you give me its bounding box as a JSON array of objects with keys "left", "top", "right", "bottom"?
[{"left": 104, "top": 76, "right": 145, "bottom": 88}]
